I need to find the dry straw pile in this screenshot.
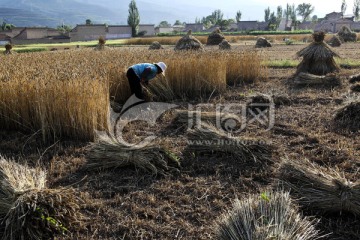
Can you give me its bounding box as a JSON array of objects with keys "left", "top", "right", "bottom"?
[
  {"left": 148, "top": 41, "right": 164, "bottom": 50},
  {"left": 4, "top": 43, "right": 14, "bottom": 55},
  {"left": 219, "top": 39, "right": 231, "bottom": 50},
  {"left": 86, "top": 134, "right": 180, "bottom": 176},
  {"left": 338, "top": 26, "right": 357, "bottom": 42},
  {"left": 216, "top": 191, "right": 321, "bottom": 240},
  {"left": 94, "top": 36, "right": 108, "bottom": 51},
  {"left": 255, "top": 37, "right": 272, "bottom": 48},
  {"left": 0, "top": 156, "right": 83, "bottom": 239},
  {"left": 279, "top": 159, "right": 360, "bottom": 215},
  {"left": 186, "top": 123, "right": 272, "bottom": 164},
  {"left": 174, "top": 30, "right": 204, "bottom": 51},
  {"left": 207, "top": 28, "right": 225, "bottom": 45},
  {"left": 327, "top": 35, "right": 342, "bottom": 47},
  {"left": 333, "top": 101, "right": 360, "bottom": 132}
]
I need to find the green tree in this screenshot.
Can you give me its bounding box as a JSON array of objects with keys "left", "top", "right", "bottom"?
[
  {"left": 174, "top": 20, "right": 182, "bottom": 25},
  {"left": 341, "top": 0, "right": 347, "bottom": 15},
  {"left": 210, "top": 9, "right": 224, "bottom": 25},
  {"left": 236, "top": 10, "right": 242, "bottom": 22},
  {"left": 57, "top": 25, "right": 72, "bottom": 33},
  {"left": 312, "top": 15, "right": 318, "bottom": 22},
  {"left": 296, "top": 3, "right": 314, "bottom": 22},
  {"left": 284, "top": 3, "right": 291, "bottom": 21},
  {"left": 218, "top": 19, "right": 229, "bottom": 30},
  {"left": 1, "top": 22, "right": 15, "bottom": 30},
  {"left": 354, "top": 0, "right": 360, "bottom": 20},
  {"left": 85, "top": 19, "right": 92, "bottom": 25},
  {"left": 265, "top": 7, "right": 271, "bottom": 22},
  {"left": 158, "top": 21, "right": 170, "bottom": 27},
  {"left": 268, "top": 12, "right": 277, "bottom": 30},
  {"left": 127, "top": 0, "right": 140, "bottom": 37},
  {"left": 276, "top": 6, "right": 283, "bottom": 28}
]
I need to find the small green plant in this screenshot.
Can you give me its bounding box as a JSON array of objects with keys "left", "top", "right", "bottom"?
[
  {"left": 260, "top": 192, "right": 270, "bottom": 202},
  {"left": 36, "top": 207, "right": 69, "bottom": 235},
  {"left": 285, "top": 39, "right": 295, "bottom": 45}
]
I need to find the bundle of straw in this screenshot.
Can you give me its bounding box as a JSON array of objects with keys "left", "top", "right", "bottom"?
[
  {"left": 174, "top": 30, "right": 204, "bottom": 51},
  {"left": 333, "top": 101, "right": 360, "bottom": 132},
  {"left": 3, "top": 188, "right": 84, "bottom": 240},
  {"left": 216, "top": 191, "right": 321, "bottom": 240},
  {"left": 293, "top": 72, "right": 340, "bottom": 87},
  {"left": 279, "top": 159, "right": 360, "bottom": 215},
  {"left": 296, "top": 32, "right": 340, "bottom": 76},
  {"left": 0, "top": 156, "right": 83, "bottom": 239},
  {"left": 186, "top": 123, "right": 271, "bottom": 163},
  {"left": 86, "top": 135, "right": 180, "bottom": 176}
]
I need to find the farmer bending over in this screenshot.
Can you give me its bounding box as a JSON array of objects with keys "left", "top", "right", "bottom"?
[{"left": 126, "top": 62, "right": 167, "bottom": 100}]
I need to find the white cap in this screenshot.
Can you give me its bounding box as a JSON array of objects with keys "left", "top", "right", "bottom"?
[{"left": 156, "top": 62, "right": 167, "bottom": 76}]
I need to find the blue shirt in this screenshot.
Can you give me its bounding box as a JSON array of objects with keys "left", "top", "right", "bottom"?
[{"left": 130, "top": 63, "right": 158, "bottom": 82}]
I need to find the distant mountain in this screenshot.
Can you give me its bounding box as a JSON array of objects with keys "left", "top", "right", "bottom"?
[
  {"left": 0, "top": 0, "right": 261, "bottom": 28},
  {"left": 0, "top": 0, "right": 121, "bottom": 27}
]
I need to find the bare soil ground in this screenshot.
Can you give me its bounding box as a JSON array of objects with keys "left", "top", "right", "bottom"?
[{"left": 1, "top": 43, "right": 360, "bottom": 239}]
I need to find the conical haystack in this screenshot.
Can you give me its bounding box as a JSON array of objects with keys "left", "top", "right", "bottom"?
[
  {"left": 327, "top": 35, "right": 342, "bottom": 47},
  {"left": 296, "top": 32, "right": 340, "bottom": 76},
  {"left": 94, "top": 36, "right": 108, "bottom": 51},
  {"left": 255, "top": 37, "right": 272, "bottom": 48},
  {"left": 338, "top": 26, "right": 357, "bottom": 42},
  {"left": 207, "top": 27, "right": 225, "bottom": 45},
  {"left": 174, "top": 30, "right": 204, "bottom": 51},
  {"left": 219, "top": 39, "right": 231, "bottom": 50},
  {"left": 149, "top": 41, "right": 163, "bottom": 50}
]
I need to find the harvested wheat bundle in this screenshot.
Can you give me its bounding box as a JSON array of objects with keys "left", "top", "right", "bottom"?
[
  {"left": 0, "top": 157, "right": 84, "bottom": 240},
  {"left": 293, "top": 72, "right": 341, "bottom": 87},
  {"left": 207, "top": 27, "right": 225, "bottom": 45},
  {"left": 351, "top": 84, "right": 360, "bottom": 92},
  {"left": 4, "top": 43, "right": 14, "bottom": 55},
  {"left": 174, "top": 30, "right": 204, "bottom": 51},
  {"left": 338, "top": 26, "right": 357, "bottom": 42},
  {"left": 0, "top": 157, "right": 46, "bottom": 215},
  {"left": 296, "top": 32, "right": 340, "bottom": 76},
  {"left": 333, "top": 101, "right": 360, "bottom": 132},
  {"left": 279, "top": 158, "right": 360, "bottom": 215},
  {"left": 219, "top": 39, "right": 231, "bottom": 50},
  {"left": 186, "top": 123, "right": 271, "bottom": 163},
  {"left": 327, "top": 35, "right": 342, "bottom": 47},
  {"left": 149, "top": 41, "right": 163, "bottom": 50},
  {"left": 86, "top": 135, "right": 180, "bottom": 176},
  {"left": 255, "top": 37, "right": 272, "bottom": 48},
  {"left": 3, "top": 188, "right": 84, "bottom": 240},
  {"left": 216, "top": 191, "right": 321, "bottom": 240}
]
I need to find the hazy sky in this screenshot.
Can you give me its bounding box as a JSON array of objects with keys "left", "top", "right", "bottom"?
[{"left": 176, "top": 0, "right": 355, "bottom": 21}]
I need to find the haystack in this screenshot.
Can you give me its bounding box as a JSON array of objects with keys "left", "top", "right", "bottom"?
[
  {"left": 186, "top": 123, "right": 272, "bottom": 163},
  {"left": 219, "top": 39, "right": 231, "bottom": 50},
  {"left": 0, "top": 157, "right": 83, "bottom": 239},
  {"left": 149, "top": 41, "right": 164, "bottom": 50},
  {"left": 86, "top": 134, "right": 180, "bottom": 176},
  {"left": 255, "top": 37, "right": 272, "bottom": 48},
  {"left": 296, "top": 32, "right": 340, "bottom": 76},
  {"left": 279, "top": 158, "right": 360, "bottom": 215},
  {"left": 4, "top": 43, "right": 14, "bottom": 55},
  {"left": 207, "top": 27, "right": 225, "bottom": 45},
  {"left": 338, "top": 26, "right": 357, "bottom": 42},
  {"left": 94, "top": 36, "right": 108, "bottom": 51},
  {"left": 174, "top": 30, "right": 204, "bottom": 51},
  {"left": 333, "top": 101, "right": 360, "bottom": 132},
  {"left": 327, "top": 35, "right": 342, "bottom": 47},
  {"left": 216, "top": 191, "right": 321, "bottom": 240}
]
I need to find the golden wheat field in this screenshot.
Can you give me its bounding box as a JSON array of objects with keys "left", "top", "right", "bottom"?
[{"left": 0, "top": 40, "right": 360, "bottom": 239}]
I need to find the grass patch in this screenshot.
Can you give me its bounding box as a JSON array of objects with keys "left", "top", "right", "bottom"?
[{"left": 264, "top": 60, "right": 299, "bottom": 68}]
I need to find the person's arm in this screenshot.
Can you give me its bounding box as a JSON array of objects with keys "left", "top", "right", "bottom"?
[{"left": 140, "top": 67, "right": 152, "bottom": 83}]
